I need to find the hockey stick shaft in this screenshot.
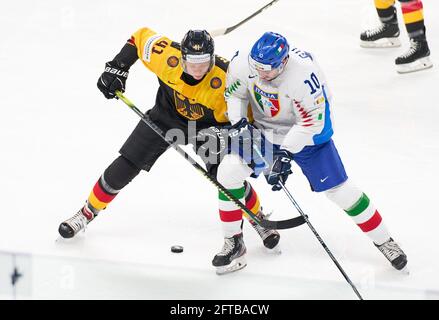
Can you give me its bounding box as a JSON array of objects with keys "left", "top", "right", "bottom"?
[
  {"left": 115, "top": 91, "right": 305, "bottom": 230},
  {"left": 279, "top": 181, "right": 364, "bottom": 300},
  {"left": 251, "top": 145, "right": 362, "bottom": 298},
  {"left": 209, "top": 0, "right": 280, "bottom": 37}
]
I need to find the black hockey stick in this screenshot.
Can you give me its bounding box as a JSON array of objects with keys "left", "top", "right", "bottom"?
[
  {"left": 251, "top": 144, "right": 362, "bottom": 299},
  {"left": 209, "top": 0, "right": 280, "bottom": 37},
  {"left": 115, "top": 91, "right": 305, "bottom": 230}
]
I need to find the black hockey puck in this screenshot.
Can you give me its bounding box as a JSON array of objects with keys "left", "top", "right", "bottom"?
[{"left": 171, "top": 245, "right": 184, "bottom": 253}]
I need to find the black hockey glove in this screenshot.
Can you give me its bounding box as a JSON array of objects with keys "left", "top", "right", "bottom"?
[
  {"left": 97, "top": 61, "right": 129, "bottom": 99},
  {"left": 196, "top": 126, "right": 227, "bottom": 158},
  {"left": 265, "top": 149, "right": 293, "bottom": 191}
]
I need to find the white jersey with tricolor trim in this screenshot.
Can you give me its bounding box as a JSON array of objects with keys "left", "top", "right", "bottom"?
[{"left": 225, "top": 47, "right": 335, "bottom": 154}]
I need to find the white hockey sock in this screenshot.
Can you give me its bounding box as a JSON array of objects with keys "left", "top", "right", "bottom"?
[{"left": 325, "top": 180, "right": 391, "bottom": 245}]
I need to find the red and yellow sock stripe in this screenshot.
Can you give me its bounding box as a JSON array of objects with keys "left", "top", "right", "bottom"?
[
  {"left": 374, "top": 0, "right": 426, "bottom": 38},
  {"left": 401, "top": 0, "right": 423, "bottom": 24},
  {"left": 400, "top": 0, "right": 425, "bottom": 38},
  {"left": 244, "top": 183, "right": 262, "bottom": 223},
  {"left": 87, "top": 176, "right": 119, "bottom": 212}
]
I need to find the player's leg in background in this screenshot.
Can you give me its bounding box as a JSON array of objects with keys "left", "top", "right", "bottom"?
[
  {"left": 243, "top": 181, "right": 280, "bottom": 251},
  {"left": 360, "top": 0, "right": 401, "bottom": 48},
  {"left": 395, "top": 0, "right": 433, "bottom": 73}
]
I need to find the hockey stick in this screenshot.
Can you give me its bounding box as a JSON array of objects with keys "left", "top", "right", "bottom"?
[
  {"left": 115, "top": 91, "right": 305, "bottom": 230},
  {"left": 209, "top": 0, "right": 280, "bottom": 37},
  {"left": 250, "top": 144, "right": 363, "bottom": 299},
  {"left": 279, "top": 181, "right": 364, "bottom": 300}
]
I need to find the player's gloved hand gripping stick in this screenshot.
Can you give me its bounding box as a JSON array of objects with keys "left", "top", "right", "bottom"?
[{"left": 115, "top": 91, "right": 305, "bottom": 230}]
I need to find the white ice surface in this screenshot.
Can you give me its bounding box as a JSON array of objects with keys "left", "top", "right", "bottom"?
[{"left": 0, "top": 0, "right": 438, "bottom": 300}]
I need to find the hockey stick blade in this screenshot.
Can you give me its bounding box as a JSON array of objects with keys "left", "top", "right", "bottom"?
[
  {"left": 259, "top": 215, "right": 306, "bottom": 230},
  {"left": 209, "top": 28, "right": 228, "bottom": 38},
  {"left": 209, "top": 0, "right": 280, "bottom": 37}
]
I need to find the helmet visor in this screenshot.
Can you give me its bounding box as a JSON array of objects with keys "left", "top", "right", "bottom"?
[
  {"left": 184, "top": 53, "right": 212, "bottom": 64},
  {"left": 248, "top": 55, "right": 274, "bottom": 71},
  {"left": 181, "top": 53, "right": 214, "bottom": 78}
]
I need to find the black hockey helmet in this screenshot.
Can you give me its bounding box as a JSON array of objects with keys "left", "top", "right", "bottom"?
[{"left": 181, "top": 30, "right": 215, "bottom": 73}]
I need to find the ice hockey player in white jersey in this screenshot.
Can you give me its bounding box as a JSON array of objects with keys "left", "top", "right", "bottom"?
[{"left": 212, "top": 31, "right": 408, "bottom": 275}]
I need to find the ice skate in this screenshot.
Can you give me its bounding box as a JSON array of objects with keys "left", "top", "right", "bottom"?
[
  {"left": 375, "top": 237, "right": 408, "bottom": 272},
  {"left": 360, "top": 23, "right": 401, "bottom": 48},
  {"left": 212, "top": 233, "right": 247, "bottom": 275},
  {"left": 249, "top": 210, "right": 281, "bottom": 253},
  {"left": 395, "top": 38, "right": 433, "bottom": 73},
  {"left": 58, "top": 206, "right": 95, "bottom": 239}
]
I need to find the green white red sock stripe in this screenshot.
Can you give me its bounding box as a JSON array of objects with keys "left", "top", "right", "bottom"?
[
  {"left": 345, "top": 192, "right": 390, "bottom": 245},
  {"left": 218, "top": 184, "right": 266, "bottom": 238},
  {"left": 345, "top": 194, "right": 374, "bottom": 223},
  {"left": 219, "top": 187, "right": 245, "bottom": 237},
  {"left": 218, "top": 187, "right": 245, "bottom": 222}
]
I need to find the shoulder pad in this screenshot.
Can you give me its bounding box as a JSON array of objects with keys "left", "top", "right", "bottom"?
[
  {"left": 171, "top": 41, "right": 181, "bottom": 50},
  {"left": 214, "top": 55, "right": 229, "bottom": 72}
]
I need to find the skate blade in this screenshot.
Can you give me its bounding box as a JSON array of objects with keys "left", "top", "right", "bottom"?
[
  {"left": 55, "top": 228, "right": 85, "bottom": 242},
  {"left": 265, "top": 244, "right": 282, "bottom": 255},
  {"left": 360, "top": 37, "right": 401, "bottom": 48},
  {"left": 399, "top": 266, "right": 410, "bottom": 275},
  {"left": 55, "top": 235, "right": 73, "bottom": 243},
  {"left": 397, "top": 57, "right": 433, "bottom": 74},
  {"left": 215, "top": 256, "right": 247, "bottom": 275}
]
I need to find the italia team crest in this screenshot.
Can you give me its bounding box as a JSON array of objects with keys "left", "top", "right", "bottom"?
[{"left": 253, "top": 84, "right": 280, "bottom": 117}]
